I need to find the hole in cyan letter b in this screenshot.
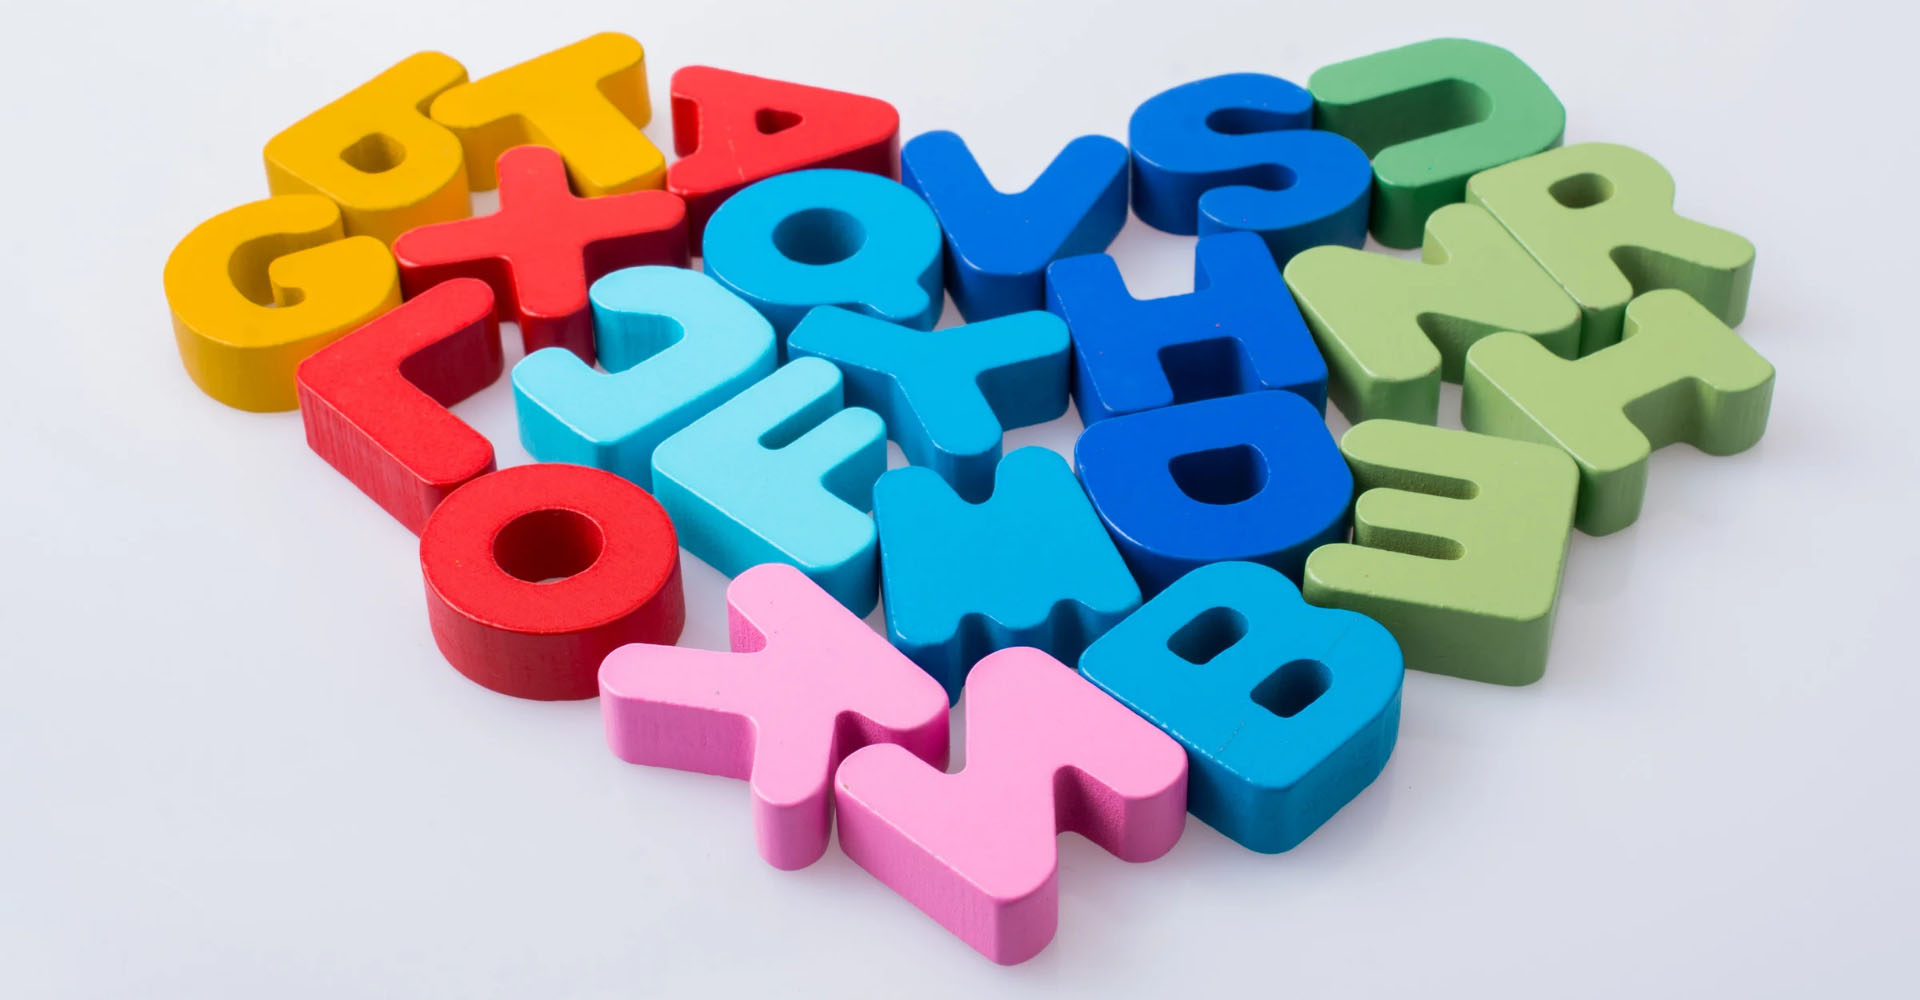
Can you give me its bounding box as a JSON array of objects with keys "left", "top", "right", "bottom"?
[
  {"left": 773, "top": 208, "right": 866, "bottom": 265},
  {"left": 1251, "top": 659, "right": 1331, "bottom": 718},
  {"left": 493, "top": 509, "right": 605, "bottom": 583},
  {"left": 340, "top": 132, "right": 407, "bottom": 174},
  {"left": 1169, "top": 606, "right": 1250, "bottom": 665},
  {"left": 1170, "top": 444, "right": 1268, "bottom": 506}
]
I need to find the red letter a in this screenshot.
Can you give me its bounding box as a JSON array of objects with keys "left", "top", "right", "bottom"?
[{"left": 668, "top": 66, "right": 900, "bottom": 248}]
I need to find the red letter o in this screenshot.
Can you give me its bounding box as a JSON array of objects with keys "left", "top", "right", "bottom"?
[{"left": 420, "top": 463, "right": 684, "bottom": 700}]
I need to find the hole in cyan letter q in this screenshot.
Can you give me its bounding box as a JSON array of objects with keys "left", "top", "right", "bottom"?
[{"left": 773, "top": 207, "right": 867, "bottom": 265}]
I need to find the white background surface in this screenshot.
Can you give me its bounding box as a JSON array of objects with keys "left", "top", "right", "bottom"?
[{"left": 2, "top": 0, "right": 1912, "bottom": 996}]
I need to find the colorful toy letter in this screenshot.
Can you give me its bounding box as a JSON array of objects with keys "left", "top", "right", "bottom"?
[
  {"left": 162, "top": 30, "right": 1787, "bottom": 968},
  {"left": 391, "top": 145, "right": 688, "bottom": 364},
  {"left": 513, "top": 266, "right": 776, "bottom": 489},
  {"left": 1046, "top": 232, "right": 1326, "bottom": 423},
  {"left": 1467, "top": 143, "right": 1756, "bottom": 355},
  {"left": 835, "top": 647, "right": 1188, "bottom": 965},
  {"left": 788, "top": 307, "right": 1070, "bottom": 501},
  {"left": 1310, "top": 38, "right": 1565, "bottom": 249},
  {"left": 873, "top": 447, "right": 1140, "bottom": 700},
  {"left": 164, "top": 195, "right": 399, "bottom": 412},
  {"left": 263, "top": 52, "right": 471, "bottom": 245},
  {"left": 1304, "top": 420, "right": 1578, "bottom": 685},
  {"left": 902, "top": 130, "right": 1128, "bottom": 320},
  {"left": 1128, "top": 73, "right": 1371, "bottom": 265},
  {"left": 1283, "top": 202, "right": 1580, "bottom": 423},
  {"left": 296, "top": 278, "right": 501, "bottom": 534},
  {"left": 702, "top": 168, "right": 944, "bottom": 349},
  {"left": 1075, "top": 391, "right": 1352, "bottom": 595},
  {"left": 418, "top": 463, "right": 683, "bottom": 701},
  {"left": 1082, "top": 561, "right": 1400, "bottom": 853},
  {"left": 1462, "top": 290, "right": 1775, "bottom": 536},
  {"left": 668, "top": 66, "right": 900, "bottom": 247},
  {"left": 651, "top": 358, "right": 886, "bottom": 614},
  {"left": 429, "top": 32, "right": 664, "bottom": 195},
  {"left": 599, "top": 563, "right": 949, "bottom": 870}
]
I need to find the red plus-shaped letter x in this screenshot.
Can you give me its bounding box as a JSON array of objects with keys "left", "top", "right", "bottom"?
[{"left": 393, "top": 144, "right": 689, "bottom": 365}]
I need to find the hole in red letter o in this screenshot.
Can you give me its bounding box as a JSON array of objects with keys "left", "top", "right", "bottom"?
[{"left": 420, "top": 463, "right": 685, "bottom": 700}]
